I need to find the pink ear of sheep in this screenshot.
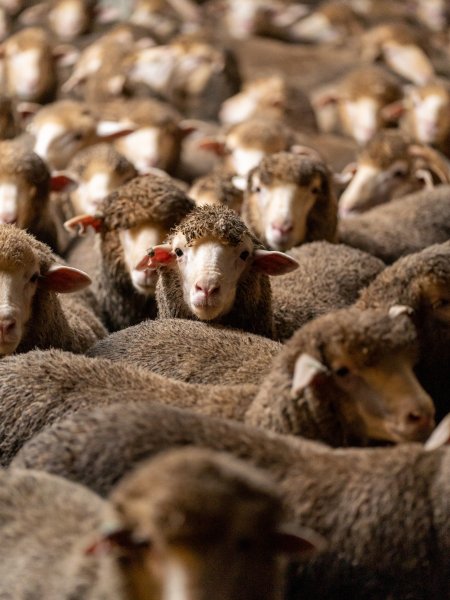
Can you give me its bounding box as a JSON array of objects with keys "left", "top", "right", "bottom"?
[
  {"left": 39, "top": 264, "right": 92, "bottom": 293},
  {"left": 51, "top": 171, "right": 79, "bottom": 193},
  {"left": 273, "top": 524, "right": 326, "bottom": 557},
  {"left": 64, "top": 214, "right": 103, "bottom": 236},
  {"left": 135, "top": 245, "right": 175, "bottom": 271},
  {"left": 251, "top": 249, "right": 299, "bottom": 276}
]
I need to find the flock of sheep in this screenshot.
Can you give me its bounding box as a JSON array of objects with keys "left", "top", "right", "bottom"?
[{"left": 0, "top": 0, "right": 449, "bottom": 598}]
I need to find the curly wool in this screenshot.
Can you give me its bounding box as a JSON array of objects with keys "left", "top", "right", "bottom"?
[
  {"left": 99, "top": 174, "right": 195, "bottom": 231},
  {"left": 171, "top": 205, "right": 262, "bottom": 247},
  {"left": 256, "top": 152, "right": 331, "bottom": 187}
]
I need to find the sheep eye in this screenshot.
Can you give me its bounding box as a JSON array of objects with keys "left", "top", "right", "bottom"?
[
  {"left": 433, "top": 298, "right": 450, "bottom": 309},
  {"left": 392, "top": 169, "right": 406, "bottom": 178},
  {"left": 254, "top": 186, "right": 261, "bottom": 193},
  {"left": 30, "top": 272, "right": 39, "bottom": 283},
  {"left": 240, "top": 250, "right": 250, "bottom": 261},
  {"left": 72, "top": 132, "right": 83, "bottom": 141},
  {"left": 311, "top": 186, "right": 320, "bottom": 194},
  {"left": 335, "top": 366, "right": 350, "bottom": 377},
  {"left": 175, "top": 248, "right": 184, "bottom": 257}
]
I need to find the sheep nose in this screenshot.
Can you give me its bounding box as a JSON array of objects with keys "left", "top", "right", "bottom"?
[
  {"left": 400, "top": 409, "right": 435, "bottom": 440},
  {"left": 0, "top": 318, "right": 16, "bottom": 342},
  {"left": 271, "top": 222, "right": 293, "bottom": 235},
  {"left": 195, "top": 282, "right": 220, "bottom": 297}
]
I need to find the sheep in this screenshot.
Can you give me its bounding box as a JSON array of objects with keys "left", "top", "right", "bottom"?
[
  {"left": 51, "top": 143, "right": 138, "bottom": 220},
  {"left": 129, "top": 0, "right": 201, "bottom": 42},
  {"left": 200, "top": 117, "right": 297, "bottom": 177},
  {"left": 337, "top": 129, "right": 450, "bottom": 217},
  {"left": 26, "top": 100, "right": 135, "bottom": 170},
  {"left": 0, "top": 303, "right": 436, "bottom": 466},
  {"left": 311, "top": 65, "right": 403, "bottom": 145},
  {"left": 0, "top": 139, "right": 72, "bottom": 253},
  {"left": 389, "top": 80, "right": 450, "bottom": 157},
  {"left": 88, "top": 318, "right": 281, "bottom": 385},
  {"left": 237, "top": 151, "right": 337, "bottom": 251},
  {"left": 356, "top": 241, "right": 450, "bottom": 422},
  {"left": 219, "top": 75, "right": 318, "bottom": 132},
  {"left": 270, "top": 241, "right": 385, "bottom": 341},
  {"left": 65, "top": 173, "right": 195, "bottom": 331},
  {"left": 188, "top": 169, "right": 244, "bottom": 213},
  {"left": 338, "top": 184, "right": 450, "bottom": 263},
  {"left": 124, "top": 35, "right": 241, "bottom": 120},
  {"left": 0, "top": 448, "right": 310, "bottom": 600},
  {"left": 359, "top": 21, "right": 435, "bottom": 85},
  {"left": 0, "top": 27, "right": 60, "bottom": 103},
  {"left": 13, "top": 399, "right": 450, "bottom": 599},
  {"left": 18, "top": 0, "right": 97, "bottom": 41},
  {"left": 91, "top": 97, "right": 189, "bottom": 175},
  {"left": 136, "top": 204, "right": 299, "bottom": 338},
  {"left": 0, "top": 225, "right": 106, "bottom": 356}
]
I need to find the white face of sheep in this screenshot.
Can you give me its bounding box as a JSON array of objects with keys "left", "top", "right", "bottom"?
[
  {"left": 127, "top": 46, "right": 179, "bottom": 93},
  {"left": 292, "top": 351, "right": 435, "bottom": 443},
  {"left": 246, "top": 174, "right": 321, "bottom": 251},
  {"left": 48, "top": 0, "right": 89, "bottom": 40},
  {"left": 114, "top": 127, "right": 174, "bottom": 174},
  {"left": 339, "top": 97, "right": 380, "bottom": 145},
  {"left": 338, "top": 160, "right": 410, "bottom": 217},
  {"left": 416, "top": 0, "right": 447, "bottom": 31},
  {"left": 119, "top": 223, "right": 168, "bottom": 295},
  {"left": 5, "top": 47, "right": 46, "bottom": 101},
  {"left": 136, "top": 234, "right": 298, "bottom": 320},
  {"left": 225, "top": 0, "right": 273, "bottom": 38},
  {"left": 0, "top": 256, "right": 91, "bottom": 355},
  {"left": 407, "top": 90, "right": 450, "bottom": 146}
]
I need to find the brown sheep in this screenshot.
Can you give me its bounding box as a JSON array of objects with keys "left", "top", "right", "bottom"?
[
  {"left": 338, "top": 185, "right": 450, "bottom": 263},
  {"left": 12, "top": 399, "right": 450, "bottom": 599},
  {"left": 0, "top": 225, "right": 105, "bottom": 356},
  {"left": 138, "top": 204, "right": 299, "bottom": 338},
  {"left": 238, "top": 152, "right": 337, "bottom": 251},
  {"left": 356, "top": 241, "right": 450, "bottom": 422},
  {"left": 0, "top": 448, "right": 312, "bottom": 600},
  {"left": 65, "top": 173, "right": 195, "bottom": 331}
]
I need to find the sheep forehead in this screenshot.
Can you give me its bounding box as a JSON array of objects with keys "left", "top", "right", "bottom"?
[
  {"left": 0, "top": 227, "right": 43, "bottom": 270},
  {"left": 258, "top": 155, "right": 326, "bottom": 185},
  {"left": 173, "top": 207, "right": 251, "bottom": 247},
  {"left": 415, "top": 93, "right": 447, "bottom": 114}
]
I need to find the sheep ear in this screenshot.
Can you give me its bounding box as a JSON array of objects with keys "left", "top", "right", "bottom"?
[
  {"left": 424, "top": 414, "right": 450, "bottom": 451},
  {"left": 197, "top": 138, "right": 227, "bottom": 156},
  {"left": 39, "top": 265, "right": 92, "bottom": 293},
  {"left": 51, "top": 171, "right": 79, "bottom": 192},
  {"left": 292, "top": 353, "right": 328, "bottom": 395},
  {"left": 96, "top": 121, "right": 135, "bottom": 140},
  {"left": 252, "top": 250, "right": 299, "bottom": 276},
  {"left": 381, "top": 100, "right": 405, "bottom": 122},
  {"left": 135, "top": 244, "right": 175, "bottom": 271},
  {"left": 231, "top": 175, "right": 247, "bottom": 191},
  {"left": 85, "top": 527, "right": 151, "bottom": 556},
  {"left": 333, "top": 162, "right": 358, "bottom": 186},
  {"left": 388, "top": 305, "right": 414, "bottom": 318},
  {"left": 64, "top": 214, "right": 103, "bottom": 235},
  {"left": 53, "top": 44, "right": 80, "bottom": 68},
  {"left": 274, "top": 525, "right": 326, "bottom": 556},
  {"left": 16, "top": 101, "right": 41, "bottom": 122}
]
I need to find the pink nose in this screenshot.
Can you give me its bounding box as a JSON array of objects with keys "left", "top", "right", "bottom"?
[
  {"left": 195, "top": 282, "right": 220, "bottom": 297},
  {"left": 271, "top": 223, "right": 293, "bottom": 235},
  {"left": 0, "top": 318, "right": 16, "bottom": 342}
]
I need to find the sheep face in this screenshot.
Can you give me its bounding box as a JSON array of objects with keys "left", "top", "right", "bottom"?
[
  {"left": 338, "top": 159, "right": 412, "bottom": 216},
  {"left": 416, "top": 0, "right": 448, "bottom": 31},
  {"left": 293, "top": 350, "right": 435, "bottom": 443},
  {"left": 138, "top": 233, "right": 298, "bottom": 321},
  {"left": 0, "top": 226, "right": 91, "bottom": 355},
  {"left": 418, "top": 276, "right": 450, "bottom": 325},
  {"left": 48, "top": 0, "right": 93, "bottom": 41},
  {"left": 225, "top": 0, "right": 274, "bottom": 38},
  {"left": 338, "top": 96, "right": 383, "bottom": 146},
  {"left": 0, "top": 177, "right": 40, "bottom": 227},
  {"left": 2, "top": 29, "right": 56, "bottom": 102},
  {"left": 405, "top": 86, "right": 450, "bottom": 147},
  {"left": 246, "top": 174, "right": 321, "bottom": 251},
  {"left": 114, "top": 126, "right": 178, "bottom": 174},
  {"left": 119, "top": 223, "right": 167, "bottom": 295},
  {"left": 126, "top": 46, "right": 179, "bottom": 94}
]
